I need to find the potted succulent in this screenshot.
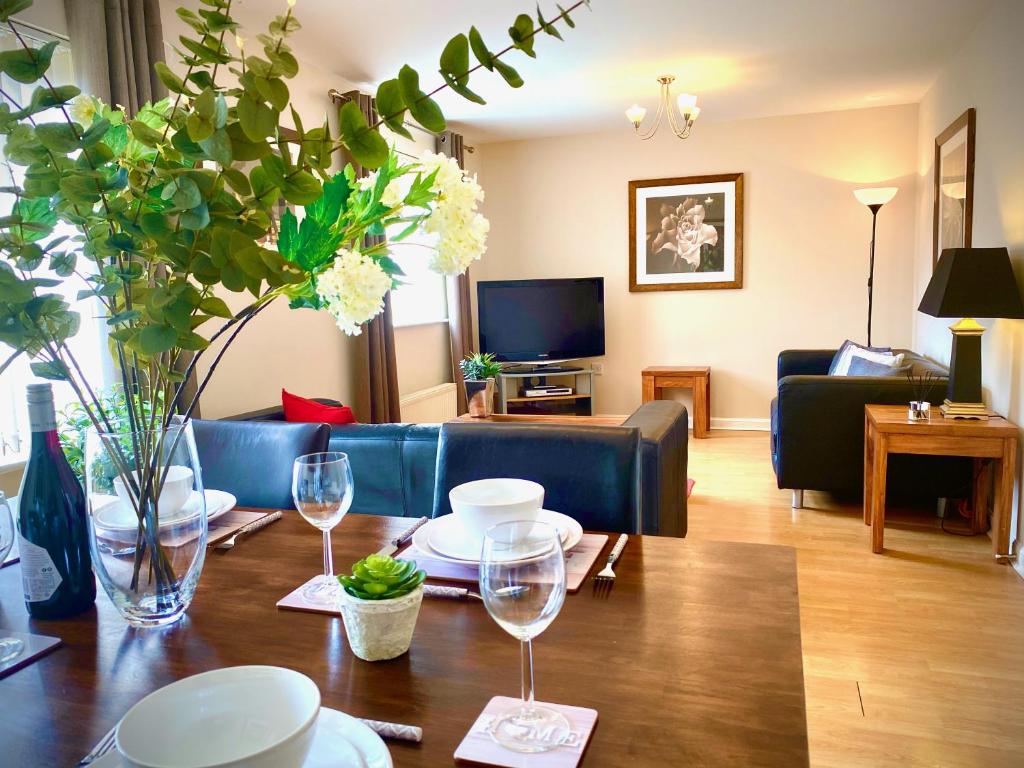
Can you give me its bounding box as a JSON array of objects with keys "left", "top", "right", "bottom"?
[
  {"left": 459, "top": 352, "right": 502, "bottom": 417},
  {"left": 338, "top": 554, "right": 426, "bottom": 662}
]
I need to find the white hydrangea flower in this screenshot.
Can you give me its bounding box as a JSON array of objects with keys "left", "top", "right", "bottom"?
[
  {"left": 356, "top": 171, "right": 378, "bottom": 191},
  {"left": 380, "top": 178, "right": 405, "bottom": 208},
  {"left": 69, "top": 95, "right": 98, "bottom": 125},
  {"left": 415, "top": 151, "right": 488, "bottom": 276},
  {"left": 315, "top": 249, "right": 392, "bottom": 336}
]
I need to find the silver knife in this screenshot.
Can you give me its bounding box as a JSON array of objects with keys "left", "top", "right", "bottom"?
[
  {"left": 214, "top": 511, "right": 283, "bottom": 550},
  {"left": 376, "top": 516, "right": 429, "bottom": 557}
]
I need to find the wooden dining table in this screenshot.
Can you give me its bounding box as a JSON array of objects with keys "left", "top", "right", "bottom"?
[{"left": 0, "top": 512, "right": 809, "bottom": 766}]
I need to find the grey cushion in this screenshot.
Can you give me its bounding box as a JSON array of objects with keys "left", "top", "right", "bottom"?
[
  {"left": 846, "top": 357, "right": 912, "bottom": 377},
  {"left": 828, "top": 339, "right": 892, "bottom": 376}
]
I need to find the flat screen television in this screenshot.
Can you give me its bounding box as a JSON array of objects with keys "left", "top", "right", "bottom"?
[{"left": 476, "top": 277, "right": 605, "bottom": 363}]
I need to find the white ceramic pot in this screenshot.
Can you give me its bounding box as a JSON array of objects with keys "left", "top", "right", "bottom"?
[
  {"left": 339, "top": 585, "right": 424, "bottom": 662},
  {"left": 449, "top": 478, "right": 544, "bottom": 543}
]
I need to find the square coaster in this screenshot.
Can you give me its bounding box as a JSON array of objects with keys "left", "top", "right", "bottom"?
[
  {"left": 454, "top": 696, "right": 598, "bottom": 767},
  {"left": 0, "top": 631, "right": 61, "bottom": 680},
  {"left": 277, "top": 576, "right": 339, "bottom": 615}
]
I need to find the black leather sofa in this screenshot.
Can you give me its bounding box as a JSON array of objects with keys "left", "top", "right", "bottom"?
[
  {"left": 229, "top": 400, "right": 689, "bottom": 536},
  {"left": 771, "top": 349, "right": 970, "bottom": 504}
]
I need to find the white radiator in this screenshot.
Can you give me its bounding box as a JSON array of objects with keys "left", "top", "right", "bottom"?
[{"left": 399, "top": 383, "right": 458, "bottom": 423}]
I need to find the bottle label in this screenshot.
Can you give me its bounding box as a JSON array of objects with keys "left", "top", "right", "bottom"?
[{"left": 18, "top": 534, "right": 63, "bottom": 602}]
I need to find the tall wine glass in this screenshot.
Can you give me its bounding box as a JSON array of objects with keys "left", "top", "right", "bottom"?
[
  {"left": 480, "top": 520, "right": 568, "bottom": 753},
  {"left": 0, "top": 492, "right": 25, "bottom": 664},
  {"left": 292, "top": 452, "right": 353, "bottom": 605}
]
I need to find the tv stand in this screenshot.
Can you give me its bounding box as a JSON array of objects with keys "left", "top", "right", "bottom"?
[
  {"left": 505, "top": 364, "right": 584, "bottom": 375},
  {"left": 496, "top": 368, "right": 595, "bottom": 416}
]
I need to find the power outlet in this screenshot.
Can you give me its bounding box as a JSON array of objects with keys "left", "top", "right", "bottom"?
[{"left": 591, "top": 362, "right": 604, "bottom": 376}]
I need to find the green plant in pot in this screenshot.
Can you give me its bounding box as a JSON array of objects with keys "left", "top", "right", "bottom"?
[
  {"left": 338, "top": 554, "right": 426, "bottom": 661},
  {"left": 459, "top": 352, "right": 502, "bottom": 417},
  {"left": 0, "top": 0, "right": 585, "bottom": 627}
]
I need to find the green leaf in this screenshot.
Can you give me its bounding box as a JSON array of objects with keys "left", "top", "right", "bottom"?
[
  {"left": 338, "top": 100, "right": 388, "bottom": 170},
  {"left": 442, "top": 71, "right": 485, "bottom": 105},
  {"left": 537, "top": 4, "right": 564, "bottom": 40},
  {"left": 468, "top": 27, "right": 494, "bottom": 71},
  {"left": 130, "top": 118, "right": 166, "bottom": 147},
  {"left": 199, "top": 296, "right": 233, "bottom": 318},
  {"left": 281, "top": 170, "right": 322, "bottom": 206},
  {"left": 199, "top": 127, "right": 232, "bottom": 165},
  {"left": 30, "top": 360, "right": 69, "bottom": 381},
  {"left": 374, "top": 79, "right": 410, "bottom": 139},
  {"left": 179, "top": 202, "right": 210, "bottom": 230},
  {"left": 226, "top": 122, "right": 271, "bottom": 160},
  {"left": 50, "top": 251, "right": 75, "bottom": 277},
  {"left": 0, "top": 40, "right": 58, "bottom": 84},
  {"left": 397, "top": 65, "right": 446, "bottom": 133},
  {"left": 154, "top": 61, "right": 193, "bottom": 96},
  {"left": 557, "top": 4, "right": 576, "bottom": 27},
  {"left": 222, "top": 167, "right": 251, "bottom": 196},
  {"left": 170, "top": 176, "right": 202, "bottom": 211},
  {"left": 18, "top": 84, "right": 80, "bottom": 118},
  {"left": 0, "top": 0, "right": 33, "bottom": 22},
  {"left": 493, "top": 59, "right": 524, "bottom": 88},
  {"left": 237, "top": 93, "right": 277, "bottom": 141},
  {"left": 35, "top": 122, "right": 82, "bottom": 153},
  {"left": 440, "top": 34, "right": 470, "bottom": 86},
  {"left": 138, "top": 324, "right": 178, "bottom": 355},
  {"left": 508, "top": 14, "right": 536, "bottom": 57}
]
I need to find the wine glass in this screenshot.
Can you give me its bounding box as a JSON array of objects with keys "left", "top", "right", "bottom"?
[
  {"left": 0, "top": 492, "right": 25, "bottom": 664},
  {"left": 292, "top": 452, "right": 354, "bottom": 605},
  {"left": 480, "top": 520, "right": 569, "bottom": 753}
]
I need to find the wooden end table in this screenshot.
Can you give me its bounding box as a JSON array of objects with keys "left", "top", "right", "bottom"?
[
  {"left": 641, "top": 366, "right": 711, "bottom": 437},
  {"left": 864, "top": 404, "right": 1019, "bottom": 559}
]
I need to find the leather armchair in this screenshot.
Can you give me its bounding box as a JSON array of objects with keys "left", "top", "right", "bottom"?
[
  {"left": 192, "top": 419, "right": 331, "bottom": 509},
  {"left": 771, "top": 349, "right": 970, "bottom": 499},
  {"left": 433, "top": 422, "right": 641, "bottom": 534}
]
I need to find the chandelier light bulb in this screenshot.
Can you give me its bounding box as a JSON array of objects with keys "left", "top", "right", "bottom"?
[
  {"left": 853, "top": 187, "right": 898, "bottom": 207},
  {"left": 687, "top": 105, "right": 701, "bottom": 121},
  {"left": 677, "top": 93, "right": 698, "bottom": 114},
  {"left": 287, "top": 0, "right": 297, "bottom": 7},
  {"left": 625, "top": 103, "right": 647, "bottom": 126}
]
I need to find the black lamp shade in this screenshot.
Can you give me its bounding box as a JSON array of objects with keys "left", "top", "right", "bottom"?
[{"left": 918, "top": 247, "right": 1024, "bottom": 319}]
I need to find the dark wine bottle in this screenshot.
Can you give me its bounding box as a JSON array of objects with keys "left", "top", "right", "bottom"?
[{"left": 17, "top": 383, "right": 95, "bottom": 618}]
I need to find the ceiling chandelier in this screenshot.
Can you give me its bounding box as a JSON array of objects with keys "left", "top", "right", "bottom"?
[{"left": 625, "top": 75, "right": 700, "bottom": 140}]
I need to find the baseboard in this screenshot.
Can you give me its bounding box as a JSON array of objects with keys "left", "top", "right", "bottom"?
[{"left": 709, "top": 417, "right": 771, "bottom": 432}]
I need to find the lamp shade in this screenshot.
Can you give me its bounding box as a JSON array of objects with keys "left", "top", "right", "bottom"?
[
  {"left": 918, "top": 247, "right": 1024, "bottom": 319},
  {"left": 853, "top": 187, "right": 898, "bottom": 206}
]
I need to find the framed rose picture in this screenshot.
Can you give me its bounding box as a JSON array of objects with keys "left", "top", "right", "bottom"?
[
  {"left": 629, "top": 173, "right": 743, "bottom": 292},
  {"left": 932, "top": 108, "right": 975, "bottom": 267}
]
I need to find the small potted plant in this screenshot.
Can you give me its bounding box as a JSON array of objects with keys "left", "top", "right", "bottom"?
[
  {"left": 338, "top": 554, "right": 426, "bottom": 661},
  {"left": 459, "top": 352, "right": 502, "bottom": 417}
]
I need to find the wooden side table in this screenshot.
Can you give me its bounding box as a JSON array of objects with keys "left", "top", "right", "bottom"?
[
  {"left": 641, "top": 366, "right": 711, "bottom": 437},
  {"left": 864, "top": 404, "right": 1019, "bottom": 559}
]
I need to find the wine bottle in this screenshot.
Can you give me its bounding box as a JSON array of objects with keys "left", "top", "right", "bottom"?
[{"left": 17, "top": 383, "right": 95, "bottom": 618}]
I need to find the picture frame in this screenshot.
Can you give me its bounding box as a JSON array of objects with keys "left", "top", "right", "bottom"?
[
  {"left": 629, "top": 173, "right": 744, "bottom": 292},
  {"left": 932, "top": 108, "right": 975, "bottom": 268}
]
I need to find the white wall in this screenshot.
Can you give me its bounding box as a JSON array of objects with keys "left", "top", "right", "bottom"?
[
  {"left": 472, "top": 104, "right": 920, "bottom": 421},
  {"left": 911, "top": 0, "right": 1024, "bottom": 563}
]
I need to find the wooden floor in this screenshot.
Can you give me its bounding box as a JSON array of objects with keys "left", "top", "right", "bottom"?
[{"left": 686, "top": 431, "right": 1024, "bottom": 768}]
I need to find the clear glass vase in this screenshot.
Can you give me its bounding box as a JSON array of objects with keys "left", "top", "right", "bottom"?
[{"left": 84, "top": 421, "right": 207, "bottom": 627}]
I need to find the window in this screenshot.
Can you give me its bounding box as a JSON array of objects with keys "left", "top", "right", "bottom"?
[{"left": 0, "top": 24, "right": 107, "bottom": 465}]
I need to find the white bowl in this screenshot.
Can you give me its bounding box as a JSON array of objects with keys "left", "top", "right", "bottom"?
[
  {"left": 116, "top": 666, "right": 321, "bottom": 768},
  {"left": 113, "top": 465, "right": 194, "bottom": 521},
  {"left": 448, "top": 478, "right": 544, "bottom": 543}
]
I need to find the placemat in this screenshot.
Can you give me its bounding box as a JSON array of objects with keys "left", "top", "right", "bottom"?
[
  {"left": 0, "top": 631, "right": 61, "bottom": 680},
  {"left": 206, "top": 510, "right": 275, "bottom": 547},
  {"left": 403, "top": 533, "right": 609, "bottom": 593},
  {"left": 454, "top": 696, "right": 598, "bottom": 767}
]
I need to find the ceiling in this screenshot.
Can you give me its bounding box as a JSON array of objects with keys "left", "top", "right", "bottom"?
[{"left": 220, "top": 0, "right": 990, "bottom": 143}]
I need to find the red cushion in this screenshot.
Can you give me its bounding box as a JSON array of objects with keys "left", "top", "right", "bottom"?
[{"left": 281, "top": 389, "right": 357, "bottom": 425}]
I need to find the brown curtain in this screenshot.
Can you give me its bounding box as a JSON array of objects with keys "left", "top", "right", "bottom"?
[
  {"left": 436, "top": 131, "right": 475, "bottom": 414},
  {"left": 64, "top": 0, "right": 167, "bottom": 116},
  {"left": 344, "top": 91, "right": 402, "bottom": 424}
]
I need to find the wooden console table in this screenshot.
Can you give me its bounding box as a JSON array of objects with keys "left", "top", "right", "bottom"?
[
  {"left": 641, "top": 366, "right": 711, "bottom": 437},
  {"left": 864, "top": 404, "right": 1019, "bottom": 559}
]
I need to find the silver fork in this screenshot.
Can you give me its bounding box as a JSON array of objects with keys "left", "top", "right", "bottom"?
[
  {"left": 593, "top": 534, "right": 628, "bottom": 595},
  {"left": 77, "top": 724, "right": 117, "bottom": 766}
]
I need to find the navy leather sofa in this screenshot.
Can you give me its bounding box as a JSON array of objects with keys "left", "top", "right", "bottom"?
[
  {"left": 771, "top": 349, "right": 970, "bottom": 503},
  {"left": 229, "top": 400, "right": 689, "bottom": 537}
]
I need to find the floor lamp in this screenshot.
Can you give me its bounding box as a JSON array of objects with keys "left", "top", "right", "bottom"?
[{"left": 853, "top": 187, "right": 898, "bottom": 346}]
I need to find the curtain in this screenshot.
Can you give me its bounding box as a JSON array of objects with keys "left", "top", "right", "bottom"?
[
  {"left": 344, "top": 91, "right": 402, "bottom": 424},
  {"left": 64, "top": 0, "right": 167, "bottom": 116},
  {"left": 436, "top": 131, "right": 475, "bottom": 415}
]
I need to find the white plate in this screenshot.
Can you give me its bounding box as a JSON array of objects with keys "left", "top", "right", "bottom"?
[
  {"left": 93, "top": 489, "right": 236, "bottom": 532},
  {"left": 91, "top": 706, "right": 391, "bottom": 768},
  {"left": 415, "top": 510, "right": 582, "bottom": 564}
]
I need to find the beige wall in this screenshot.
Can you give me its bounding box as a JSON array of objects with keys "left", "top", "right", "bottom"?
[
  {"left": 395, "top": 323, "right": 452, "bottom": 396},
  {"left": 911, "top": 0, "right": 1024, "bottom": 562},
  {"left": 472, "top": 104, "right": 920, "bottom": 422}
]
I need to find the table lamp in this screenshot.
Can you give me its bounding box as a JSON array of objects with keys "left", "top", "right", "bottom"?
[
  {"left": 917, "top": 247, "right": 1024, "bottom": 419},
  {"left": 853, "top": 187, "right": 898, "bottom": 346}
]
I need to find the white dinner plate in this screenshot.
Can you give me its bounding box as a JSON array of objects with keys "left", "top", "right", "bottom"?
[
  {"left": 90, "top": 706, "right": 391, "bottom": 768},
  {"left": 93, "top": 489, "right": 236, "bottom": 532},
  {"left": 414, "top": 510, "right": 582, "bottom": 564}
]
